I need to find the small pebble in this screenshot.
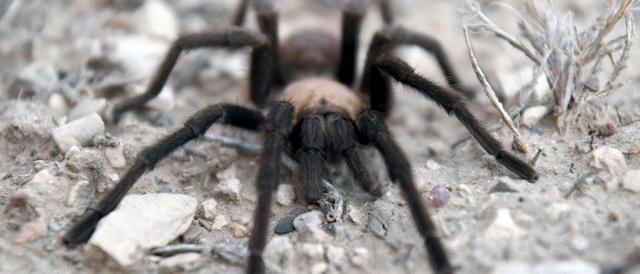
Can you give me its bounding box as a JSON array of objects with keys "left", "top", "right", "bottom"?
[
  {"left": 51, "top": 113, "right": 105, "bottom": 153},
  {"left": 136, "top": 0, "right": 178, "bottom": 40},
  {"left": 425, "top": 159, "right": 442, "bottom": 170},
  {"left": 211, "top": 215, "right": 229, "bottom": 230},
  {"left": 521, "top": 105, "right": 548, "bottom": 128},
  {"left": 346, "top": 205, "right": 365, "bottom": 225},
  {"left": 8, "top": 191, "right": 29, "bottom": 207},
  {"left": 200, "top": 198, "right": 218, "bottom": 220},
  {"left": 484, "top": 208, "right": 525, "bottom": 240},
  {"left": 275, "top": 207, "right": 307, "bottom": 235},
  {"left": 276, "top": 184, "right": 295, "bottom": 206},
  {"left": 299, "top": 243, "right": 324, "bottom": 260},
  {"left": 310, "top": 262, "right": 328, "bottom": 274},
  {"left": 590, "top": 146, "right": 627, "bottom": 175},
  {"left": 489, "top": 178, "right": 518, "bottom": 193},
  {"left": 429, "top": 184, "right": 449, "bottom": 208},
  {"left": 293, "top": 210, "right": 324, "bottom": 233},
  {"left": 14, "top": 217, "right": 48, "bottom": 243},
  {"left": 326, "top": 245, "right": 345, "bottom": 265},
  {"left": 350, "top": 247, "right": 369, "bottom": 267},
  {"left": 213, "top": 178, "right": 242, "bottom": 201},
  {"left": 230, "top": 223, "right": 248, "bottom": 238},
  {"left": 182, "top": 225, "right": 205, "bottom": 243},
  {"left": 596, "top": 121, "right": 618, "bottom": 138},
  {"left": 68, "top": 99, "right": 107, "bottom": 121},
  {"left": 105, "top": 145, "right": 126, "bottom": 169},
  {"left": 622, "top": 170, "right": 640, "bottom": 193},
  {"left": 158, "top": 252, "right": 201, "bottom": 271},
  {"left": 66, "top": 180, "right": 91, "bottom": 214}
]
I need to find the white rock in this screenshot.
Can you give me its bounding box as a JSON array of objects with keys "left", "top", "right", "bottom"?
[
  {"left": 622, "top": 169, "right": 640, "bottom": 193},
  {"left": 51, "top": 113, "right": 105, "bottom": 153},
  {"left": 310, "top": 262, "right": 328, "bottom": 274},
  {"left": 326, "top": 245, "right": 345, "bottom": 265},
  {"left": 66, "top": 180, "right": 91, "bottom": 214},
  {"left": 21, "top": 169, "right": 69, "bottom": 216},
  {"left": 425, "top": 159, "right": 442, "bottom": 170},
  {"left": 214, "top": 178, "right": 242, "bottom": 201},
  {"left": 590, "top": 146, "right": 627, "bottom": 175},
  {"left": 533, "top": 260, "right": 599, "bottom": 274},
  {"left": 136, "top": 0, "right": 178, "bottom": 41},
  {"left": 88, "top": 193, "right": 197, "bottom": 266},
  {"left": 276, "top": 184, "right": 295, "bottom": 206},
  {"left": 113, "top": 35, "right": 169, "bottom": 79},
  {"left": 68, "top": 99, "right": 107, "bottom": 121},
  {"left": 293, "top": 210, "right": 328, "bottom": 241},
  {"left": 350, "top": 247, "right": 369, "bottom": 267},
  {"left": 14, "top": 217, "right": 48, "bottom": 243},
  {"left": 105, "top": 145, "right": 126, "bottom": 169},
  {"left": 211, "top": 215, "right": 229, "bottom": 230},
  {"left": 347, "top": 205, "right": 365, "bottom": 225},
  {"left": 158, "top": 252, "right": 201, "bottom": 271},
  {"left": 299, "top": 243, "right": 325, "bottom": 260},
  {"left": 492, "top": 261, "right": 531, "bottom": 274},
  {"left": 216, "top": 165, "right": 237, "bottom": 181},
  {"left": 293, "top": 210, "right": 324, "bottom": 233},
  {"left": 484, "top": 208, "right": 526, "bottom": 240},
  {"left": 521, "top": 105, "right": 548, "bottom": 128},
  {"left": 264, "top": 236, "right": 293, "bottom": 265},
  {"left": 48, "top": 93, "right": 69, "bottom": 114},
  {"left": 200, "top": 198, "right": 218, "bottom": 220}
]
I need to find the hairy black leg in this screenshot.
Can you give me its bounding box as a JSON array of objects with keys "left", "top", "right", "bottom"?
[
  {"left": 63, "top": 104, "right": 264, "bottom": 246},
  {"left": 232, "top": 0, "right": 249, "bottom": 26},
  {"left": 357, "top": 110, "right": 452, "bottom": 274},
  {"left": 292, "top": 114, "right": 328, "bottom": 203},
  {"left": 326, "top": 113, "right": 383, "bottom": 196},
  {"left": 337, "top": 0, "right": 393, "bottom": 87},
  {"left": 251, "top": 0, "right": 287, "bottom": 86},
  {"left": 375, "top": 55, "right": 538, "bottom": 182},
  {"left": 336, "top": 0, "right": 366, "bottom": 86},
  {"left": 108, "top": 28, "right": 273, "bottom": 120},
  {"left": 361, "top": 25, "right": 473, "bottom": 113},
  {"left": 247, "top": 102, "right": 294, "bottom": 274}
]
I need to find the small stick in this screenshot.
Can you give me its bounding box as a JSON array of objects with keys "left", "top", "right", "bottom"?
[
  {"left": 529, "top": 147, "right": 544, "bottom": 167},
  {"left": 463, "top": 27, "right": 528, "bottom": 152}
]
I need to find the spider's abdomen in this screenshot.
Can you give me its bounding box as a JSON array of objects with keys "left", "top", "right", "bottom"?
[
  {"left": 281, "top": 29, "right": 340, "bottom": 78},
  {"left": 278, "top": 78, "right": 364, "bottom": 121}
]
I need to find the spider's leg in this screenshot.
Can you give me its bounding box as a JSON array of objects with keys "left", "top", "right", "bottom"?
[
  {"left": 375, "top": 55, "right": 538, "bottom": 182},
  {"left": 357, "top": 110, "right": 452, "bottom": 274},
  {"left": 252, "top": 0, "right": 287, "bottom": 86},
  {"left": 63, "top": 104, "right": 264, "bottom": 246},
  {"left": 326, "top": 113, "right": 383, "bottom": 197},
  {"left": 336, "top": 0, "right": 392, "bottom": 86},
  {"left": 109, "top": 28, "right": 273, "bottom": 121},
  {"left": 247, "top": 102, "right": 294, "bottom": 274},
  {"left": 232, "top": 0, "right": 249, "bottom": 26},
  {"left": 292, "top": 114, "right": 329, "bottom": 203},
  {"left": 361, "top": 25, "right": 474, "bottom": 113}
]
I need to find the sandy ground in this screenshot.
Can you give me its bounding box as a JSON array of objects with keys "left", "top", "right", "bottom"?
[{"left": 1, "top": 0, "right": 640, "bottom": 274}]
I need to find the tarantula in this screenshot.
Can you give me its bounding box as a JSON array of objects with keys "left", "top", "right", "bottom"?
[{"left": 63, "top": 0, "right": 538, "bottom": 273}]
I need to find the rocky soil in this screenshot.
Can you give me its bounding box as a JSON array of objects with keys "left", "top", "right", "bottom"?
[{"left": 1, "top": 0, "right": 640, "bottom": 274}]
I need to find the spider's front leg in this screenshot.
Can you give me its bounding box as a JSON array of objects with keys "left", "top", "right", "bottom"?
[
  {"left": 372, "top": 55, "right": 538, "bottom": 182},
  {"left": 247, "top": 102, "right": 294, "bottom": 274},
  {"left": 63, "top": 103, "right": 264, "bottom": 246},
  {"left": 357, "top": 110, "right": 453, "bottom": 274},
  {"left": 107, "top": 27, "right": 273, "bottom": 121}
]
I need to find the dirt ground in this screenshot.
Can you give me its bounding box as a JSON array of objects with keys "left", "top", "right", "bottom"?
[{"left": 1, "top": 0, "right": 640, "bottom": 274}]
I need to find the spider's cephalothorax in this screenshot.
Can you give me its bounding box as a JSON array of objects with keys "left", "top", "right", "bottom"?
[{"left": 64, "top": 1, "right": 538, "bottom": 274}]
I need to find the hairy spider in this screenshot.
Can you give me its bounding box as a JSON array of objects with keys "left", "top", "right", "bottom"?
[{"left": 63, "top": 1, "right": 538, "bottom": 273}]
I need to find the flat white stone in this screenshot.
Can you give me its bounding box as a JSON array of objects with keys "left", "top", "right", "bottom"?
[
  {"left": 68, "top": 99, "right": 107, "bottom": 121},
  {"left": 88, "top": 193, "right": 197, "bottom": 266},
  {"left": 590, "top": 146, "right": 627, "bottom": 175},
  {"left": 276, "top": 184, "right": 295, "bottom": 206},
  {"left": 623, "top": 169, "right": 640, "bottom": 193},
  {"left": 51, "top": 113, "right": 105, "bottom": 153}
]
